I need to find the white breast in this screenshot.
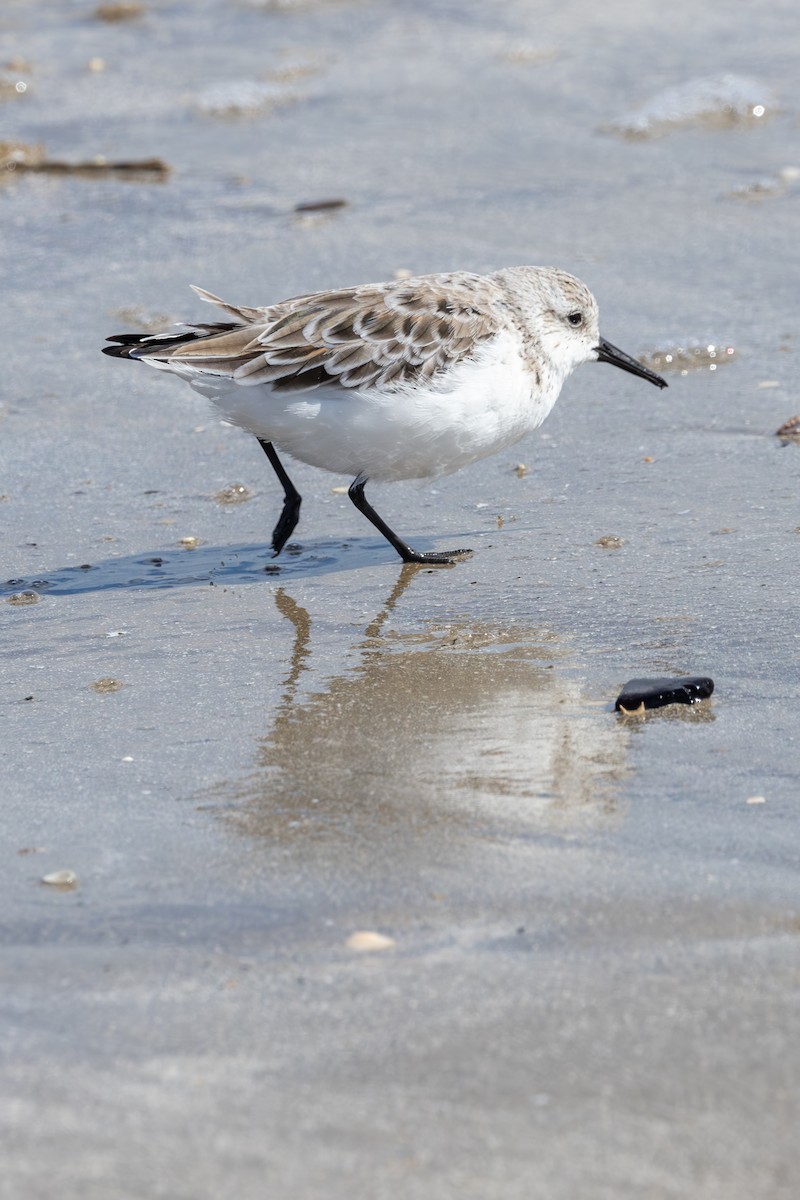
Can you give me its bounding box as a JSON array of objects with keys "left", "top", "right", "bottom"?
[{"left": 183, "top": 329, "right": 562, "bottom": 482}]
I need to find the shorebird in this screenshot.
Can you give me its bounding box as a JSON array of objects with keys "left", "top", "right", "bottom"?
[{"left": 103, "top": 266, "right": 666, "bottom": 564}]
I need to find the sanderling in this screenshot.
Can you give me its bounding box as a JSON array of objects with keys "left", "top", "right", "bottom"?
[{"left": 103, "top": 266, "right": 666, "bottom": 564}]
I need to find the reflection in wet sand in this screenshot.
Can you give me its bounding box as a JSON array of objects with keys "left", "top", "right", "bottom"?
[{"left": 223, "top": 570, "right": 631, "bottom": 853}]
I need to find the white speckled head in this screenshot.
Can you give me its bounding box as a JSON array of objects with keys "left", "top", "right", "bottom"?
[
  {"left": 493, "top": 266, "right": 601, "bottom": 382},
  {"left": 494, "top": 265, "right": 666, "bottom": 390}
]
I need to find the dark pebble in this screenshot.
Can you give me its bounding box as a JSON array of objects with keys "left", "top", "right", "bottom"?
[
  {"left": 294, "top": 198, "right": 348, "bottom": 213},
  {"left": 615, "top": 675, "right": 714, "bottom": 712}
]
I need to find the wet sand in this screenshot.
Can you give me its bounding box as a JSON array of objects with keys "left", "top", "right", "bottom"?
[{"left": 2, "top": 1, "right": 799, "bottom": 1197}]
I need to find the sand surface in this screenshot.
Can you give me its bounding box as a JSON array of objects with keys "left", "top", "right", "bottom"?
[{"left": 1, "top": 1, "right": 799, "bottom": 1196}]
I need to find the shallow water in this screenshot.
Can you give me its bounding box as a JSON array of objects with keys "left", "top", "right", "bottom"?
[{"left": 2, "top": 1, "right": 799, "bottom": 1197}]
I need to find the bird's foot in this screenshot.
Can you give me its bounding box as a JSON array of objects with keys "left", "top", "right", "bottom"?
[
  {"left": 401, "top": 547, "right": 473, "bottom": 566},
  {"left": 271, "top": 500, "right": 302, "bottom": 557}
]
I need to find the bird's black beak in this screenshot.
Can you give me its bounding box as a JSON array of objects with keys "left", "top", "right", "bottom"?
[{"left": 595, "top": 338, "right": 668, "bottom": 389}]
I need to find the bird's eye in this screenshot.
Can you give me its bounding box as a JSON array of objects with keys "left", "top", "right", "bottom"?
[{"left": 567, "top": 311, "right": 583, "bottom": 327}]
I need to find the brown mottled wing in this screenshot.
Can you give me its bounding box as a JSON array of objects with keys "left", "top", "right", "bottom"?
[{"left": 164, "top": 273, "right": 503, "bottom": 393}]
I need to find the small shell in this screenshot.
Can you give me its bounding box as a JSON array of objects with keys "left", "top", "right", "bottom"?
[
  {"left": 345, "top": 931, "right": 395, "bottom": 952},
  {"left": 215, "top": 484, "right": 253, "bottom": 504},
  {"left": 90, "top": 678, "right": 123, "bottom": 694},
  {"left": 41, "top": 869, "right": 78, "bottom": 889},
  {"left": 776, "top": 415, "right": 800, "bottom": 439}
]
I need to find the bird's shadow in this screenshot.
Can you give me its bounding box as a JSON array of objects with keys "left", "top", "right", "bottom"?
[
  {"left": 3, "top": 541, "right": 376, "bottom": 597},
  {"left": 3, "top": 535, "right": 468, "bottom": 597}
]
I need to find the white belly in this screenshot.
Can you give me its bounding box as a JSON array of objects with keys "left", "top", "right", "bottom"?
[{"left": 181, "top": 330, "right": 562, "bottom": 482}]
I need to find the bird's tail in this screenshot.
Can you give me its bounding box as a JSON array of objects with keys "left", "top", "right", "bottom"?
[
  {"left": 102, "top": 322, "right": 241, "bottom": 360},
  {"left": 102, "top": 286, "right": 265, "bottom": 360}
]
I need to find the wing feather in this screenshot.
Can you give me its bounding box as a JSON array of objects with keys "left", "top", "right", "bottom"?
[{"left": 151, "top": 272, "right": 503, "bottom": 393}]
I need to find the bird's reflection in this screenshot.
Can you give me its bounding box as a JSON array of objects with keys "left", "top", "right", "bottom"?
[
  {"left": 273, "top": 564, "right": 423, "bottom": 708},
  {"left": 273, "top": 586, "right": 313, "bottom": 703},
  {"left": 222, "top": 567, "right": 632, "bottom": 856}
]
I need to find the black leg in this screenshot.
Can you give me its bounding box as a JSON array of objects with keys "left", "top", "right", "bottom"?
[
  {"left": 257, "top": 439, "right": 301, "bottom": 556},
  {"left": 348, "top": 474, "right": 472, "bottom": 565}
]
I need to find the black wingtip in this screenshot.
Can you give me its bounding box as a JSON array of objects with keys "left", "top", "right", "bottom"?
[
  {"left": 102, "top": 320, "right": 242, "bottom": 360},
  {"left": 102, "top": 331, "right": 150, "bottom": 358}
]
